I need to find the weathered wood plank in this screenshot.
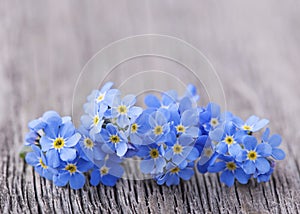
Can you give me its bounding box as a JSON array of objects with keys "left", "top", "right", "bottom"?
[{"left": 0, "top": 0, "right": 300, "bottom": 213}]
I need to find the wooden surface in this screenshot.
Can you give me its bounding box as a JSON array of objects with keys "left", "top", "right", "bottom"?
[{"left": 1, "top": 1, "right": 300, "bottom": 213}]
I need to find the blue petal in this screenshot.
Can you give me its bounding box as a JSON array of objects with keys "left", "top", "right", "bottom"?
[
  {"left": 262, "top": 128, "right": 270, "bottom": 142},
  {"left": 185, "top": 127, "right": 199, "bottom": 138},
  {"left": 234, "top": 168, "right": 250, "bottom": 184},
  {"left": 46, "top": 149, "right": 61, "bottom": 168},
  {"left": 246, "top": 115, "right": 259, "bottom": 126},
  {"left": 243, "top": 160, "right": 256, "bottom": 174},
  {"left": 187, "top": 148, "right": 199, "bottom": 161},
  {"left": 116, "top": 142, "right": 128, "bottom": 157},
  {"left": 272, "top": 148, "right": 286, "bottom": 160},
  {"left": 154, "top": 157, "right": 166, "bottom": 174},
  {"left": 208, "top": 161, "right": 226, "bottom": 173},
  {"left": 60, "top": 148, "right": 77, "bottom": 162},
  {"left": 140, "top": 159, "right": 155, "bottom": 174},
  {"left": 122, "top": 94, "right": 136, "bottom": 106},
  {"left": 76, "top": 159, "right": 93, "bottom": 172},
  {"left": 100, "top": 81, "right": 113, "bottom": 93},
  {"left": 107, "top": 163, "right": 124, "bottom": 178},
  {"left": 117, "top": 114, "right": 130, "bottom": 128},
  {"left": 269, "top": 134, "right": 282, "bottom": 147},
  {"left": 209, "top": 128, "right": 224, "bottom": 142},
  {"left": 59, "top": 122, "right": 75, "bottom": 139},
  {"left": 179, "top": 97, "right": 192, "bottom": 113},
  {"left": 128, "top": 106, "right": 143, "bottom": 118},
  {"left": 255, "top": 158, "right": 270, "bottom": 174},
  {"left": 243, "top": 136, "right": 257, "bottom": 150},
  {"left": 256, "top": 143, "right": 272, "bottom": 157},
  {"left": 69, "top": 173, "right": 85, "bottom": 190},
  {"left": 166, "top": 174, "right": 180, "bottom": 186},
  {"left": 40, "top": 136, "right": 53, "bottom": 152},
  {"left": 228, "top": 143, "right": 242, "bottom": 157},
  {"left": 25, "top": 152, "right": 39, "bottom": 166},
  {"left": 252, "top": 119, "right": 269, "bottom": 132},
  {"left": 179, "top": 168, "right": 194, "bottom": 180},
  {"left": 65, "top": 133, "right": 81, "bottom": 147},
  {"left": 209, "top": 103, "right": 220, "bottom": 118},
  {"left": 216, "top": 142, "right": 228, "bottom": 154},
  {"left": 53, "top": 173, "right": 70, "bottom": 187},
  {"left": 80, "top": 115, "right": 92, "bottom": 129},
  {"left": 220, "top": 170, "right": 234, "bottom": 187},
  {"left": 144, "top": 95, "right": 161, "bottom": 108},
  {"left": 90, "top": 169, "right": 100, "bottom": 186},
  {"left": 101, "top": 174, "right": 118, "bottom": 186}
]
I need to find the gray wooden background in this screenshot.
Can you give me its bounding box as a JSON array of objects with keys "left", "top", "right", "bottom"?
[{"left": 1, "top": 1, "right": 300, "bottom": 213}]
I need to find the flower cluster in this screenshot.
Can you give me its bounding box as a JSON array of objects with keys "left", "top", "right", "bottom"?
[{"left": 23, "top": 82, "right": 285, "bottom": 189}]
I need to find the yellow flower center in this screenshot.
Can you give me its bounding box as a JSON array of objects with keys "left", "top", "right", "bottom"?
[
  {"left": 225, "top": 136, "right": 234, "bottom": 145},
  {"left": 204, "top": 148, "right": 213, "bottom": 157},
  {"left": 39, "top": 158, "right": 48, "bottom": 169},
  {"left": 243, "top": 125, "right": 252, "bottom": 131},
  {"left": 117, "top": 105, "right": 127, "bottom": 114},
  {"left": 170, "top": 167, "right": 180, "bottom": 174},
  {"left": 53, "top": 137, "right": 65, "bottom": 149},
  {"left": 153, "top": 125, "right": 163, "bottom": 135},
  {"left": 97, "top": 94, "right": 105, "bottom": 102},
  {"left": 100, "top": 166, "right": 109, "bottom": 175},
  {"left": 93, "top": 115, "right": 100, "bottom": 125},
  {"left": 173, "top": 144, "right": 183, "bottom": 154},
  {"left": 150, "top": 148, "right": 159, "bottom": 159},
  {"left": 131, "top": 123, "right": 138, "bottom": 133},
  {"left": 84, "top": 138, "right": 94, "bottom": 149},
  {"left": 65, "top": 164, "right": 77, "bottom": 174},
  {"left": 247, "top": 150, "right": 258, "bottom": 161},
  {"left": 110, "top": 135, "right": 120, "bottom": 144},
  {"left": 210, "top": 118, "right": 219, "bottom": 127},
  {"left": 226, "top": 162, "right": 237, "bottom": 170},
  {"left": 176, "top": 125, "right": 186, "bottom": 133}
]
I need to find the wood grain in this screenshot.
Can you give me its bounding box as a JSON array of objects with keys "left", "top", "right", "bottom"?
[{"left": 1, "top": 1, "right": 300, "bottom": 213}]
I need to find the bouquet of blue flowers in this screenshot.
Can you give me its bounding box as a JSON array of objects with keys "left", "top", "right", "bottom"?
[{"left": 23, "top": 82, "right": 285, "bottom": 189}]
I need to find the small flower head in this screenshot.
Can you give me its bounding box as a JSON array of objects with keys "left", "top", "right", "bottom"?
[
  {"left": 25, "top": 145, "right": 57, "bottom": 180},
  {"left": 53, "top": 157, "right": 92, "bottom": 190},
  {"left": 40, "top": 112, "right": 81, "bottom": 168}
]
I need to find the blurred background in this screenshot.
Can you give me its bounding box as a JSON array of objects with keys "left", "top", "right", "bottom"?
[{"left": 1, "top": 1, "right": 299, "bottom": 124}]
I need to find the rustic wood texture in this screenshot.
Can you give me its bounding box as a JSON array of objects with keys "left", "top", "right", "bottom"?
[{"left": 1, "top": 1, "right": 300, "bottom": 213}]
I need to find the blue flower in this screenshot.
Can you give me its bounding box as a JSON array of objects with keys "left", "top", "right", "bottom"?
[
  {"left": 109, "top": 94, "right": 143, "bottom": 128},
  {"left": 209, "top": 123, "right": 245, "bottom": 156},
  {"left": 86, "top": 81, "right": 120, "bottom": 107},
  {"left": 184, "top": 84, "right": 200, "bottom": 103},
  {"left": 128, "top": 112, "right": 150, "bottom": 145},
  {"left": 236, "top": 136, "right": 272, "bottom": 174},
  {"left": 253, "top": 162, "right": 275, "bottom": 183},
  {"left": 81, "top": 101, "right": 107, "bottom": 139},
  {"left": 155, "top": 162, "right": 194, "bottom": 186},
  {"left": 101, "top": 124, "right": 128, "bottom": 157},
  {"left": 24, "top": 111, "right": 67, "bottom": 146},
  {"left": 40, "top": 112, "right": 81, "bottom": 168},
  {"left": 53, "top": 157, "right": 92, "bottom": 190},
  {"left": 77, "top": 126, "right": 106, "bottom": 162},
  {"left": 199, "top": 103, "right": 222, "bottom": 132},
  {"left": 137, "top": 143, "right": 166, "bottom": 174},
  {"left": 233, "top": 115, "right": 269, "bottom": 134},
  {"left": 144, "top": 110, "right": 170, "bottom": 144},
  {"left": 165, "top": 135, "right": 199, "bottom": 166},
  {"left": 144, "top": 90, "right": 178, "bottom": 111},
  {"left": 172, "top": 109, "right": 199, "bottom": 138},
  {"left": 262, "top": 128, "right": 285, "bottom": 160},
  {"left": 196, "top": 135, "right": 219, "bottom": 173},
  {"left": 25, "top": 145, "right": 57, "bottom": 180},
  {"left": 208, "top": 155, "right": 251, "bottom": 187},
  {"left": 90, "top": 155, "right": 124, "bottom": 186}
]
